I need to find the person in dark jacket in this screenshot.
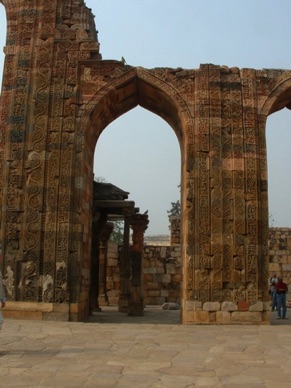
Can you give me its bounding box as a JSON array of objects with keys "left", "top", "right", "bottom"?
[{"left": 276, "top": 277, "right": 288, "bottom": 319}]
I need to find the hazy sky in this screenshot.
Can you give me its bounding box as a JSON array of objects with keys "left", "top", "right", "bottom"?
[{"left": 0, "top": 1, "right": 291, "bottom": 235}]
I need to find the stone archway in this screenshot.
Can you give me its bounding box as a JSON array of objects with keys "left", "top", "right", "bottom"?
[{"left": 1, "top": 0, "right": 291, "bottom": 323}]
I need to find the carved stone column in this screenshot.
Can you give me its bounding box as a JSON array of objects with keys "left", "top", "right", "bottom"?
[
  {"left": 128, "top": 213, "right": 149, "bottom": 316},
  {"left": 118, "top": 217, "right": 131, "bottom": 312},
  {"left": 98, "top": 222, "right": 114, "bottom": 307},
  {"left": 90, "top": 213, "right": 106, "bottom": 313},
  {"left": 90, "top": 219, "right": 100, "bottom": 313}
]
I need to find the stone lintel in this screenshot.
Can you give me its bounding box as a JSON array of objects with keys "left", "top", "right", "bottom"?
[{"left": 4, "top": 302, "right": 70, "bottom": 321}]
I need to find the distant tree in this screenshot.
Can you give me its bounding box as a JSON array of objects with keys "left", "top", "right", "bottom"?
[
  {"left": 269, "top": 213, "right": 274, "bottom": 227},
  {"left": 167, "top": 200, "right": 181, "bottom": 222},
  {"left": 109, "top": 220, "right": 124, "bottom": 244}
]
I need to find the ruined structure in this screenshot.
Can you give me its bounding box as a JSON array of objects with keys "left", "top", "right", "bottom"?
[{"left": 1, "top": 0, "right": 291, "bottom": 324}]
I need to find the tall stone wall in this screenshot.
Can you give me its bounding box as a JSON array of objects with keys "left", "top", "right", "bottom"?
[
  {"left": 105, "top": 227, "right": 291, "bottom": 309},
  {"left": 269, "top": 228, "right": 291, "bottom": 286},
  {"left": 106, "top": 243, "right": 181, "bottom": 306}
]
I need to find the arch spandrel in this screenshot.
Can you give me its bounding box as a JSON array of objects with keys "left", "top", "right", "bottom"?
[
  {"left": 79, "top": 63, "right": 193, "bottom": 149},
  {"left": 257, "top": 70, "right": 291, "bottom": 117}
]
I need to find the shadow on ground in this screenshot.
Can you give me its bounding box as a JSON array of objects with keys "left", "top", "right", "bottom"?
[
  {"left": 88, "top": 305, "right": 291, "bottom": 326},
  {"left": 88, "top": 305, "right": 181, "bottom": 325}
]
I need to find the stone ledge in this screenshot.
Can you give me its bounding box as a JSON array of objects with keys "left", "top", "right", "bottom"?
[
  {"left": 183, "top": 309, "right": 270, "bottom": 325},
  {"left": 4, "top": 302, "right": 71, "bottom": 321}
]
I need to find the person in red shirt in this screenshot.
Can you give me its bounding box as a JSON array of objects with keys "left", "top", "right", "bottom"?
[{"left": 276, "top": 277, "right": 288, "bottom": 319}]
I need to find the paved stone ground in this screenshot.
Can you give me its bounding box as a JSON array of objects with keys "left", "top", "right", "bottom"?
[{"left": 0, "top": 306, "right": 290, "bottom": 387}]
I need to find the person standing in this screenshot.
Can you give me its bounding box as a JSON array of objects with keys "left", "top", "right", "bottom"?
[
  {"left": 276, "top": 277, "right": 288, "bottom": 319},
  {"left": 0, "top": 251, "right": 6, "bottom": 329},
  {"left": 269, "top": 273, "right": 278, "bottom": 311}
]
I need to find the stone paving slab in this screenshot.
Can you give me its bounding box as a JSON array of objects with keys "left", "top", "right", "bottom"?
[{"left": 0, "top": 306, "right": 290, "bottom": 387}]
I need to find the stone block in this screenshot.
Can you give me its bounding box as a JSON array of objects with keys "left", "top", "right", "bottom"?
[
  {"left": 249, "top": 302, "right": 264, "bottom": 312},
  {"left": 166, "top": 264, "right": 176, "bottom": 274},
  {"left": 185, "top": 301, "right": 202, "bottom": 311},
  {"left": 209, "top": 311, "right": 216, "bottom": 323},
  {"left": 231, "top": 311, "right": 262, "bottom": 323},
  {"left": 146, "top": 282, "right": 158, "bottom": 290},
  {"left": 238, "top": 301, "right": 250, "bottom": 311},
  {"left": 262, "top": 310, "right": 270, "bottom": 322},
  {"left": 108, "top": 243, "right": 118, "bottom": 254},
  {"left": 162, "top": 274, "right": 171, "bottom": 283},
  {"left": 203, "top": 302, "right": 220, "bottom": 311},
  {"left": 156, "top": 297, "right": 166, "bottom": 304},
  {"left": 107, "top": 258, "right": 117, "bottom": 267},
  {"left": 216, "top": 311, "right": 231, "bottom": 323},
  {"left": 194, "top": 311, "right": 209, "bottom": 323},
  {"left": 148, "top": 290, "right": 160, "bottom": 297},
  {"left": 283, "top": 263, "right": 291, "bottom": 271},
  {"left": 143, "top": 274, "right": 153, "bottom": 282},
  {"left": 144, "top": 268, "right": 156, "bottom": 274},
  {"left": 153, "top": 274, "right": 164, "bottom": 282},
  {"left": 221, "top": 301, "right": 238, "bottom": 311},
  {"left": 172, "top": 274, "right": 182, "bottom": 282},
  {"left": 183, "top": 310, "right": 195, "bottom": 324},
  {"left": 161, "top": 247, "right": 167, "bottom": 258}
]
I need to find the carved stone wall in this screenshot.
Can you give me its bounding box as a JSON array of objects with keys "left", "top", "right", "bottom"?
[
  {"left": 1, "top": 0, "right": 291, "bottom": 323},
  {"left": 269, "top": 228, "right": 291, "bottom": 283}
]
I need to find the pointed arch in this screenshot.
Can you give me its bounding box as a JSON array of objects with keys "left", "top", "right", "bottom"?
[
  {"left": 80, "top": 66, "right": 192, "bottom": 154},
  {"left": 260, "top": 75, "right": 291, "bottom": 117}
]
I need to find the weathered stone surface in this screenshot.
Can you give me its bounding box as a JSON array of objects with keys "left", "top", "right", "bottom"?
[
  {"left": 249, "top": 302, "right": 264, "bottom": 312},
  {"left": 203, "top": 302, "right": 221, "bottom": 311},
  {"left": 231, "top": 312, "right": 262, "bottom": 323},
  {"left": 185, "top": 301, "right": 202, "bottom": 311},
  {"left": 216, "top": 311, "right": 231, "bottom": 323},
  {"left": 221, "top": 302, "right": 238, "bottom": 312}
]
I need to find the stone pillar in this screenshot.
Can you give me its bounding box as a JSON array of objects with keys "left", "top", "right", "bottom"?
[
  {"left": 118, "top": 217, "right": 131, "bottom": 312},
  {"left": 128, "top": 213, "right": 149, "bottom": 316},
  {"left": 170, "top": 216, "right": 181, "bottom": 246},
  {"left": 90, "top": 213, "right": 106, "bottom": 313},
  {"left": 98, "top": 222, "right": 114, "bottom": 307},
  {"left": 90, "top": 220, "right": 100, "bottom": 313}
]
